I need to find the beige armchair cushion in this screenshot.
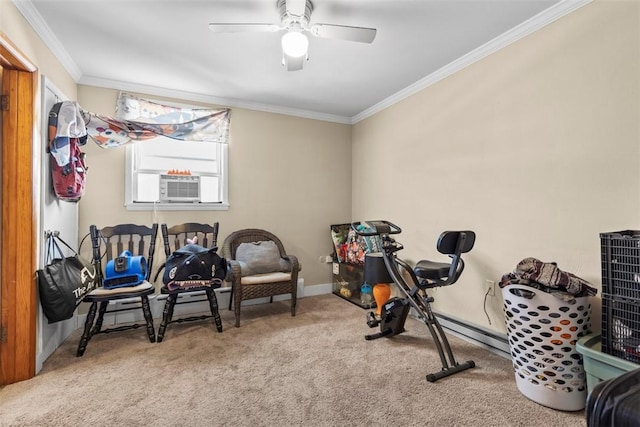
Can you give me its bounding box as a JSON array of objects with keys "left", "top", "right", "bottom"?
[
  {"left": 236, "top": 241, "right": 291, "bottom": 276},
  {"left": 240, "top": 272, "right": 292, "bottom": 285}
]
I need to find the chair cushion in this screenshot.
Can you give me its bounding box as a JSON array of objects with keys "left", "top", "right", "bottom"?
[
  {"left": 240, "top": 271, "right": 292, "bottom": 285},
  {"left": 236, "top": 241, "right": 290, "bottom": 276},
  {"left": 87, "top": 280, "right": 154, "bottom": 296}
]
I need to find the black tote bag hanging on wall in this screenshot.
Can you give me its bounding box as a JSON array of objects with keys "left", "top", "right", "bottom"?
[{"left": 36, "top": 232, "right": 99, "bottom": 323}]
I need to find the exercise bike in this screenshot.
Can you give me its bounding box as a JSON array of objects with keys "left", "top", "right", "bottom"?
[{"left": 352, "top": 220, "right": 477, "bottom": 382}]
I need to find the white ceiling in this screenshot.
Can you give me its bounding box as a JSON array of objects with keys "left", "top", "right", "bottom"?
[{"left": 16, "top": 0, "right": 586, "bottom": 123}]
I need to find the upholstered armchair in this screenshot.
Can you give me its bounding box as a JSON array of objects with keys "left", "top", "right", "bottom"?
[{"left": 222, "top": 229, "right": 300, "bottom": 327}]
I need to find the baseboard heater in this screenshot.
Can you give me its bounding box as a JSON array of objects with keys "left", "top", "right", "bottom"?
[{"left": 429, "top": 310, "right": 510, "bottom": 358}]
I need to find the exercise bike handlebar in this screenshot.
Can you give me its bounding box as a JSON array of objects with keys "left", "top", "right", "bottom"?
[{"left": 351, "top": 220, "right": 402, "bottom": 236}]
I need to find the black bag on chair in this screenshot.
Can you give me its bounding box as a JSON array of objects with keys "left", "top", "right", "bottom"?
[
  {"left": 36, "top": 233, "right": 99, "bottom": 323},
  {"left": 160, "top": 244, "right": 227, "bottom": 290}
]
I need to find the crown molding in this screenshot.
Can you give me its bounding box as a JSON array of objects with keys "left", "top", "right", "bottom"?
[
  {"left": 351, "top": 0, "right": 593, "bottom": 124},
  {"left": 12, "top": 0, "right": 82, "bottom": 80},
  {"left": 13, "top": 0, "right": 591, "bottom": 126}
]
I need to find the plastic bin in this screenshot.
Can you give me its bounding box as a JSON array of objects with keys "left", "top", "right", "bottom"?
[
  {"left": 576, "top": 334, "right": 639, "bottom": 393},
  {"left": 502, "top": 284, "right": 592, "bottom": 411}
]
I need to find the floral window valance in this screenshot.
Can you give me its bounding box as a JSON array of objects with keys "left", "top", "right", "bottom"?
[{"left": 85, "top": 93, "right": 231, "bottom": 148}]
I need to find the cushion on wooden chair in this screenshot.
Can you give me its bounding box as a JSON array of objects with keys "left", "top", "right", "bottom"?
[{"left": 86, "top": 281, "right": 154, "bottom": 296}]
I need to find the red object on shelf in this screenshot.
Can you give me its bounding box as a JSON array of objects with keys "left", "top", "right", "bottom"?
[{"left": 166, "top": 169, "right": 192, "bottom": 175}]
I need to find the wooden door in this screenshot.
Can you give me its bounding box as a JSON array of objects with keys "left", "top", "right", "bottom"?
[{"left": 0, "top": 33, "right": 38, "bottom": 385}]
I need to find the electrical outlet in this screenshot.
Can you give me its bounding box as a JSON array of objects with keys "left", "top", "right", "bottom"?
[{"left": 485, "top": 279, "right": 496, "bottom": 296}]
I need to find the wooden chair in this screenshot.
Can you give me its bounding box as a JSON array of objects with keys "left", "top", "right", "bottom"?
[
  {"left": 156, "top": 222, "right": 223, "bottom": 342},
  {"left": 222, "top": 228, "right": 299, "bottom": 327},
  {"left": 76, "top": 223, "right": 158, "bottom": 357}
]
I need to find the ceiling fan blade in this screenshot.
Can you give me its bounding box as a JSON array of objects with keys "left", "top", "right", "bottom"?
[
  {"left": 310, "top": 23, "right": 377, "bottom": 43},
  {"left": 282, "top": 53, "right": 305, "bottom": 71},
  {"left": 208, "top": 23, "right": 281, "bottom": 33}
]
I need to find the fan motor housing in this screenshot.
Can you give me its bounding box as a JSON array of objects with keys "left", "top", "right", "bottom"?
[{"left": 278, "top": 0, "right": 313, "bottom": 26}]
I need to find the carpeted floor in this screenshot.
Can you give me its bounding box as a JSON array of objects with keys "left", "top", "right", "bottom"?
[{"left": 0, "top": 294, "right": 587, "bottom": 426}]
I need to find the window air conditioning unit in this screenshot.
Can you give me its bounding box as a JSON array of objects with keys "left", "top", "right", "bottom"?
[{"left": 159, "top": 174, "right": 200, "bottom": 202}]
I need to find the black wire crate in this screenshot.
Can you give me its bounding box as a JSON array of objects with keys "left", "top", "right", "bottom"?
[
  {"left": 600, "top": 230, "right": 640, "bottom": 299},
  {"left": 601, "top": 293, "right": 640, "bottom": 363}
]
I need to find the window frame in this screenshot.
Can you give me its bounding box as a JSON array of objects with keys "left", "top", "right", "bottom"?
[{"left": 124, "top": 139, "right": 229, "bottom": 211}]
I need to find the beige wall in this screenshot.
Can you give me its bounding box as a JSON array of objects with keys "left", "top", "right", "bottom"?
[
  {"left": 77, "top": 85, "right": 352, "bottom": 288},
  {"left": 352, "top": 0, "right": 640, "bottom": 334}
]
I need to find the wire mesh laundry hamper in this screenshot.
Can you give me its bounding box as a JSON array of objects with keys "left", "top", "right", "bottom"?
[{"left": 502, "top": 283, "right": 592, "bottom": 411}]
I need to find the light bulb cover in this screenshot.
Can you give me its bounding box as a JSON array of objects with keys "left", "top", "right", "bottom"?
[{"left": 281, "top": 31, "right": 308, "bottom": 58}]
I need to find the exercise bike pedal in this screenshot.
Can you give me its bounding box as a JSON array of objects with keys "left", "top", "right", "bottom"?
[{"left": 366, "top": 312, "right": 380, "bottom": 329}]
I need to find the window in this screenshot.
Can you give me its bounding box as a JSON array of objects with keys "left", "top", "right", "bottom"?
[{"left": 125, "top": 136, "right": 228, "bottom": 211}]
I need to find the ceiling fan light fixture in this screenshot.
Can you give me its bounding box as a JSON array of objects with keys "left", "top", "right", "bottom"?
[{"left": 281, "top": 30, "right": 308, "bottom": 58}]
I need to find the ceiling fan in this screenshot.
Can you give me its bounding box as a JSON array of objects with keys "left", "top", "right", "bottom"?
[{"left": 208, "top": 0, "right": 377, "bottom": 71}]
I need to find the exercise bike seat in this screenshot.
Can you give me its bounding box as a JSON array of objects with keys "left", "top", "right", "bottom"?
[
  {"left": 413, "top": 230, "right": 476, "bottom": 289},
  {"left": 414, "top": 260, "right": 451, "bottom": 282}
]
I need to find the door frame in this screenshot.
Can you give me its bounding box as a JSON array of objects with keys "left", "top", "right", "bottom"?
[{"left": 0, "top": 31, "right": 38, "bottom": 385}]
